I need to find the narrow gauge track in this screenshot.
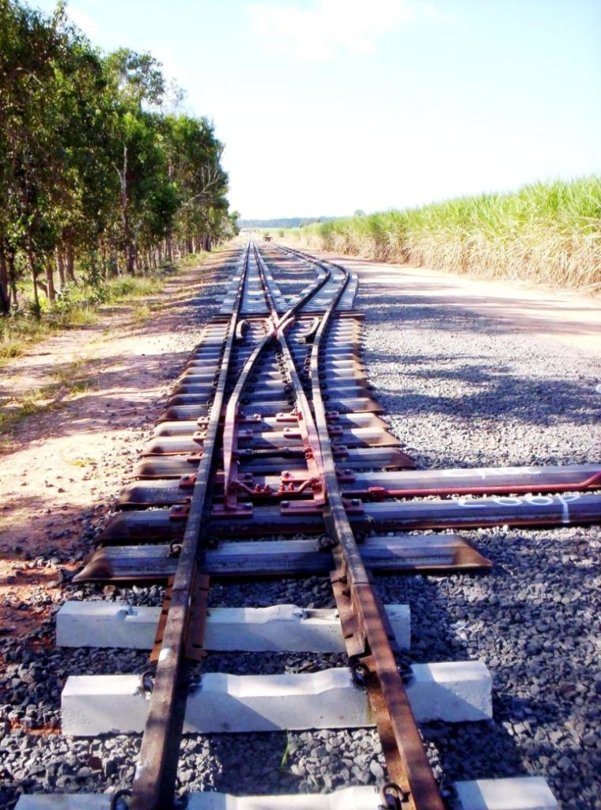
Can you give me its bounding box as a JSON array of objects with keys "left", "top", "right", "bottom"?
[{"left": 19, "top": 240, "right": 601, "bottom": 810}]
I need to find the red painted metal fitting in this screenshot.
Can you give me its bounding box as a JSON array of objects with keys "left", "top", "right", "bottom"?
[
  {"left": 367, "top": 486, "right": 389, "bottom": 501},
  {"left": 342, "top": 498, "right": 364, "bottom": 514},
  {"left": 169, "top": 503, "right": 190, "bottom": 521}
]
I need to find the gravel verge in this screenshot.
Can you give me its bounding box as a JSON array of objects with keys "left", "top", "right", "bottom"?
[{"left": 358, "top": 272, "right": 601, "bottom": 809}]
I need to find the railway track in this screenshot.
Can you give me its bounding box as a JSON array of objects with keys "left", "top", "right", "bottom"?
[{"left": 15, "top": 239, "right": 601, "bottom": 809}]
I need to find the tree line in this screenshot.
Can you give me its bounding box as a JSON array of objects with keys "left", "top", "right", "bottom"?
[
  {"left": 0, "top": 0, "right": 237, "bottom": 317},
  {"left": 238, "top": 217, "right": 337, "bottom": 229}
]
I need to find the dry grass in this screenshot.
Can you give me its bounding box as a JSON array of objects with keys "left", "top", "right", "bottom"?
[
  {"left": 0, "top": 252, "right": 212, "bottom": 365},
  {"left": 0, "top": 358, "right": 93, "bottom": 437},
  {"left": 291, "top": 177, "right": 601, "bottom": 291}
]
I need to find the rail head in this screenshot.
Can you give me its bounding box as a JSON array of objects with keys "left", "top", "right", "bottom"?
[
  {"left": 304, "top": 258, "right": 445, "bottom": 809},
  {"left": 129, "top": 240, "right": 443, "bottom": 809},
  {"left": 129, "top": 243, "right": 251, "bottom": 810}
]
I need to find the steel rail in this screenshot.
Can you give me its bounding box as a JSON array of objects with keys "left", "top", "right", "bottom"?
[
  {"left": 253, "top": 244, "right": 327, "bottom": 508},
  {"left": 127, "top": 240, "right": 441, "bottom": 807},
  {"left": 219, "top": 241, "right": 334, "bottom": 511},
  {"left": 256, "top": 241, "right": 331, "bottom": 329},
  {"left": 221, "top": 324, "right": 274, "bottom": 512},
  {"left": 301, "top": 252, "right": 445, "bottom": 809},
  {"left": 261, "top": 242, "right": 444, "bottom": 805},
  {"left": 128, "top": 245, "right": 251, "bottom": 810},
  {"left": 131, "top": 240, "right": 337, "bottom": 806},
  {"left": 354, "top": 468, "right": 601, "bottom": 499}
]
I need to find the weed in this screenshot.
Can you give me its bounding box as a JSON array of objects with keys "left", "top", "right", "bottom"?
[
  {"left": 131, "top": 303, "right": 152, "bottom": 322},
  {"left": 0, "top": 253, "right": 206, "bottom": 365},
  {"left": 104, "top": 276, "right": 162, "bottom": 301},
  {"left": 280, "top": 732, "right": 293, "bottom": 771},
  {"left": 55, "top": 307, "right": 99, "bottom": 328},
  {"left": 0, "top": 356, "right": 93, "bottom": 436},
  {"left": 0, "top": 393, "right": 55, "bottom": 435},
  {"left": 68, "top": 456, "right": 95, "bottom": 467}
]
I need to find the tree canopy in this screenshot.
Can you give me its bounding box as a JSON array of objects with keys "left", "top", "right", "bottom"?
[{"left": 0, "top": 0, "right": 237, "bottom": 316}]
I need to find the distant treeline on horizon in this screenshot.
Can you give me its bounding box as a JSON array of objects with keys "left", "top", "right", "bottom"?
[{"left": 239, "top": 216, "right": 338, "bottom": 229}]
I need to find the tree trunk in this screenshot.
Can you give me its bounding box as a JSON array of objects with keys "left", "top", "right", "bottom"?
[
  {"left": 119, "top": 144, "right": 137, "bottom": 275},
  {"left": 45, "top": 263, "right": 56, "bottom": 303},
  {"left": 126, "top": 241, "right": 136, "bottom": 274},
  {"left": 66, "top": 241, "right": 76, "bottom": 283},
  {"left": 0, "top": 246, "right": 10, "bottom": 315},
  {"left": 7, "top": 250, "right": 18, "bottom": 307},
  {"left": 26, "top": 242, "right": 41, "bottom": 320},
  {"left": 56, "top": 249, "right": 66, "bottom": 287}
]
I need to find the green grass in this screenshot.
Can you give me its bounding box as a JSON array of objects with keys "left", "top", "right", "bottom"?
[
  {"left": 0, "top": 390, "right": 59, "bottom": 436},
  {"left": 289, "top": 177, "right": 601, "bottom": 290},
  {"left": 103, "top": 276, "right": 163, "bottom": 301},
  {"left": 0, "top": 306, "right": 98, "bottom": 365},
  {"left": 0, "top": 253, "right": 210, "bottom": 365},
  {"left": 0, "top": 358, "right": 94, "bottom": 437},
  {"left": 280, "top": 732, "right": 294, "bottom": 771},
  {"left": 131, "top": 302, "right": 153, "bottom": 321}
]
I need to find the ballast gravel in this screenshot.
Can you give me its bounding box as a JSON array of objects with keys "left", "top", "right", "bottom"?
[
  {"left": 1, "top": 252, "right": 600, "bottom": 809},
  {"left": 358, "top": 274, "right": 601, "bottom": 809}
]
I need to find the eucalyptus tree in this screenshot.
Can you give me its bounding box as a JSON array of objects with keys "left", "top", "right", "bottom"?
[
  {"left": 163, "top": 114, "right": 230, "bottom": 256},
  {"left": 50, "top": 35, "right": 121, "bottom": 287},
  {"left": 0, "top": 1, "right": 233, "bottom": 318},
  {"left": 0, "top": 1, "right": 114, "bottom": 307},
  {"left": 0, "top": 0, "right": 72, "bottom": 314}
]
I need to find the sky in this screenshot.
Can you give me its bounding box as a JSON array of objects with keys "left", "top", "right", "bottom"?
[{"left": 31, "top": 0, "right": 601, "bottom": 219}]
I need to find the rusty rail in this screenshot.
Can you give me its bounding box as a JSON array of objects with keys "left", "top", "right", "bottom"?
[
  {"left": 74, "top": 238, "right": 599, "bottom": 808},
  {"left": 304, "top": 258, "right": 445, "bottom": 808},
  {"left": 249, "top": 245, "right": 445, "bottom": 806},
  {"left": 129, "top": 241, "right": 353, "bottom": 808},
  {"left": 129, "top": 246, "right": 251, "bottom": 810}
]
